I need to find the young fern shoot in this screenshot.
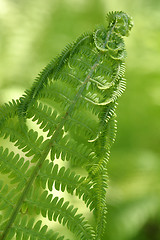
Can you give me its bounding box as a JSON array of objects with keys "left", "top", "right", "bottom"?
[{"left": 0, "top": 11, "right": 133, "bottom": 240}]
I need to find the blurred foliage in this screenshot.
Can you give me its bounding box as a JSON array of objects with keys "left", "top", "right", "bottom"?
[{"left": 0, "top": 0, "right": 160, "bottom": 239}]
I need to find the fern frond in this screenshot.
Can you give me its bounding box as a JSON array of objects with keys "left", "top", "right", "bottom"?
[
  {"left": 37, "top": 160, "right": 95, "bottom": 209},
  {"left": 18, "top": 41, "right": 75, "bottom": 120},
  {"left": 0, "top": 121, "right": 44, "bottom": 162},
  {"left": 0, "top": 11, "right": 133, "bottom": 240},
  {"left": 0, "top": 100, "right": 18, "bottom": 129},
  {"left": 0, "top": 215, "right": 67, "bottom": 240},
  {"left": 0, "top": 181, "right": 20, "bottom": 223},
  {"left": 50, "top": 134, "right": 94, "bottom": 166},
  {"left": 25, "top": 188, "right": 95, "bottom": 240},
  {"left": 27, "top": 101, "right": 59, "bottom": 137},
  {"left": 92, "top": 170, "right": 108, "bottom": 239},
  {"left": 0, "top": 147, "right": 30, "bottom": 189}
]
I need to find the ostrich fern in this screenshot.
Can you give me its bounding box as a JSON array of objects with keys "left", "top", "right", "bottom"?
[{"left": 0, "top": 11, "right": 133, "bottom": 240}]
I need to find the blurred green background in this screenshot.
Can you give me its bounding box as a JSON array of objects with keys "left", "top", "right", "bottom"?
[{"left": 0, "top": 0, "right": 160, "bottom": 239}]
